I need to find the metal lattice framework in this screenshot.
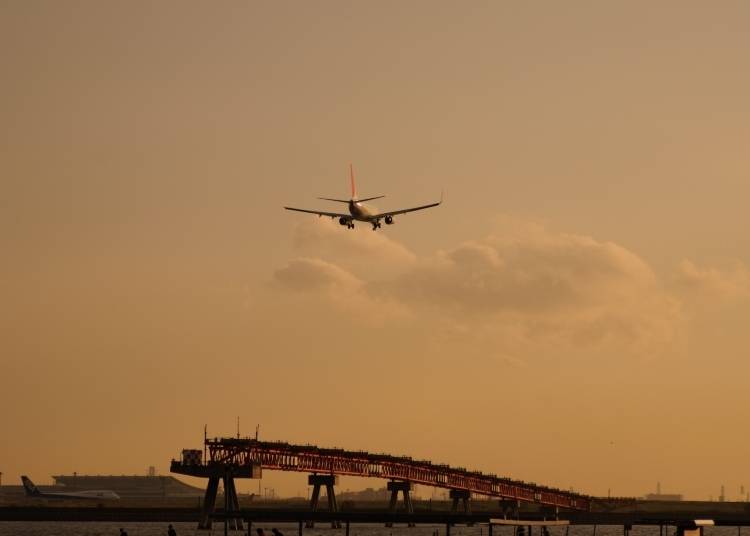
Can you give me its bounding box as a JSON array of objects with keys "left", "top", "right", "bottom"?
[{"left": 172, "top": 438, "right": 591, "bottom": 511}]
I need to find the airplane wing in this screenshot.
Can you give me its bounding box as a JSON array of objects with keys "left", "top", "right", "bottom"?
[
  {"left": 373, "top": 200, "right": 441, "bottom": 219},
  {"left": 284, "top": 207, "right": 350, "bottom": 219}
]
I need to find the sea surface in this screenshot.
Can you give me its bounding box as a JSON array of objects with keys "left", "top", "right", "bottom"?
[{"left": 0, "top": 523, "right": 745, "bottom": 536}]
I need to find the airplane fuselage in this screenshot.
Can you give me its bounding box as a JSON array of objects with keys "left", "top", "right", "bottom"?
[
  {"left": 349, "top": 200, "right": 375, "bottom": 221},
  {"left": 21, "top": 476, "right": 120, "bottom": 500}
]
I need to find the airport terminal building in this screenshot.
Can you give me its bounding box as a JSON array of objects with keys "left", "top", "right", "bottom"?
[
  {"left": 51, "top": 475, "right": 204, "bottom": 498},
  {"left": 1, "top": 474, "right": 203, "bottom": 498}
]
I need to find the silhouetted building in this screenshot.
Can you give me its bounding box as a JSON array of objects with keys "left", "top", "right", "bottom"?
[
  {"left": 644, "top": 493, "right": 683, "bottom": 501},
  {"left": 51, "top": 475, "right": 203, "bottom": 498},
  {"left": 339, "top": 487, "right": 389, "bottom": 501},
  {"left": 644, "top": 482, "right": 682, "bottom": 502}
]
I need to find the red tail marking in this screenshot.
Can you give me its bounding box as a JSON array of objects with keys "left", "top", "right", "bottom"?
[{"left": 350, "top": 163, "right": 357, "bottom": 199}]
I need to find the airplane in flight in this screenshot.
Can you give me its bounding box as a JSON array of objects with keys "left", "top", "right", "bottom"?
[
  {"left": 284, "top": 165, "right": 442, "bottom": 230},
  {"left": 21, "top": 476, "right": 120, "bottom": 500}
]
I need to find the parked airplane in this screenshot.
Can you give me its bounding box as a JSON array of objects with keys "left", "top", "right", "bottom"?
[
  {"left": 21, "top": 476, "right": 120, "bottom": 500},
  {"left": 284, "top": 165, "right": 442, "bottom": 230}
]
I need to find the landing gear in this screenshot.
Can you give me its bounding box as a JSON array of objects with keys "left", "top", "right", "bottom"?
[
  {"left": 371, "top": 220, "right": 381, "bottom": 230},
  {"left": 347, "top": 223, "right": 354, "bottom": 229}
]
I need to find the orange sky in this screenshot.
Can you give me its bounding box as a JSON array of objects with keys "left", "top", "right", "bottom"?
[{"left": 1, "top": 1, "right": 750, "bottom": 501}]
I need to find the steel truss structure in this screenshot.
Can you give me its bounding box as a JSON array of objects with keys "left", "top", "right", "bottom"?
[{"left": 172, "top": 438, "right": 591, "bottom": 511}]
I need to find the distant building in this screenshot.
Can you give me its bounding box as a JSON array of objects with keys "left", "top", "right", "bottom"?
[
  {"left": 51, "top": 475, "right": 203, "bottom": 498},
  {"left": 339, "top": 487, "right": 389, "bottom": 502},
  {"left": 644, "top": 482, "right": 682, "bottom": 501},
  {"left": 644, "top": 493, "right": 683, "bottom": 501}
]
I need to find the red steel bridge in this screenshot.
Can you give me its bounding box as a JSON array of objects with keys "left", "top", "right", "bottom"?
[{"left": 171, "top": 437, "right": 593, "bottom": 529}]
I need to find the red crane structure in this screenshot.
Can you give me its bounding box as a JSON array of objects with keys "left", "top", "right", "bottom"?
[{"left": 171, "top": 437, "right": 592, "bottom": 530}]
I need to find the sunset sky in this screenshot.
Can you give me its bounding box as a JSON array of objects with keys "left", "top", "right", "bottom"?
[{"left": 2, "top": 1, "right": 750, "bottom": 501}]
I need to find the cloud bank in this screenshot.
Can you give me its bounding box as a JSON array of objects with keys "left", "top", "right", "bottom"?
[
  {"left": 675, "top": 259, "right": 750, "bottom": 303},
  {"left": 272, "top": 218, "right": 746, "bottom": 359}
]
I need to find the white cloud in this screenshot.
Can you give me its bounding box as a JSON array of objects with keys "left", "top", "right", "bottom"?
[
  {"left": 274, "top": 257, "right": 362, "bottom": 292},
  {"left": 274, "top": 218, "right": 750, "bottom": 358},
  {"left": 273, "top": 256, "right": 412, "bottom": 323},
  {"left": 378, "top": 224, "right": 679, "bottom": 352},
  {"left": 292, "top": 219, "right": 416, "bottom": 279},
  {"left": 382, "top": 231, "right": 658, "bottom": 315},
  {"left": 675, "top": 259, "right": 750, "bottom": 302}
]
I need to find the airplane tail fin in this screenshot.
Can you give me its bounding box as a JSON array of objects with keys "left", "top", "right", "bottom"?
[
  {"left": 21, "top": 476, "right": 40, "bottom": 496},
  {"left": 350, "top": 163, "right": 357, "bottom": 200}
]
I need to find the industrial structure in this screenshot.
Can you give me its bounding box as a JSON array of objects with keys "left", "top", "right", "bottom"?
[{"left": 171, "top": 436, "right": 592, "bottom": 530}]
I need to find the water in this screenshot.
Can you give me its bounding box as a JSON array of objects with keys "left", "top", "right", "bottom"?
[{"left": 0, "top": 524, "right": 744, "bottom": 536}]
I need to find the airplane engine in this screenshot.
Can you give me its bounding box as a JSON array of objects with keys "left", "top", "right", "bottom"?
[
  {"left": 385, "top": 215, "right": 394, "bottom": 225},
  {"left": 339, "top": 217, "right": 349, "bottom": 226}
]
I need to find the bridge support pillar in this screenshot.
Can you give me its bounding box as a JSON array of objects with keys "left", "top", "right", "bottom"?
[
  {"left": 450, "top": 489, "right": 471, "bottom": 514},
  {"left": 498, "top": 499, "right": 520, "bottom": 519},
  {"left": 306, "top": 474, "right": 340, "bottom": 529},
  {"left": 541, "top": 506, "right": 559, "bottom": 521},
  {"left": 197, "top": 470, "right": 243, "bottom": 531},
  {"left": 198, "top": 476, "right": 220, "bottom": 530},
  {"left": 223, "top": 471, "right": 244, "bottom": 531},
  {"left": 386, "top": 480, "right": 415, "bottom": 527}
]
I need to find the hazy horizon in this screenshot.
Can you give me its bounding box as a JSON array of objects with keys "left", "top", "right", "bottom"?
[{"left": 2, "top": 1, "right": 750, "bottom": 502}]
